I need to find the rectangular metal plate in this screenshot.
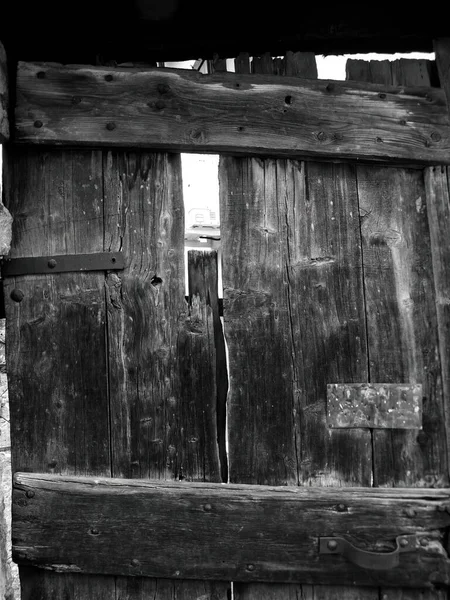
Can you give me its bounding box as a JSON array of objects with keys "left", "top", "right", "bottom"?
[
  {"left": 327, "top": 383, "right": 422, "bottom": 429},
  {"left": 1, "top": 252, "right": 124, "bottom": 277}
]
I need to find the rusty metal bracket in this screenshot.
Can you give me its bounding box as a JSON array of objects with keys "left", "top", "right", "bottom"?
[
  {"left": 319, "top": 534, "right": 418, "bottom": 570},
  {"left": 327, "top": 383, "right": 422, "bottom": 429},
  {"left": 1, "top": 252, "right": 124, "bottom": 277}
]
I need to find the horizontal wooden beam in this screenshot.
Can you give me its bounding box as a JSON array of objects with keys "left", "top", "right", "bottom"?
[
  {"left": 13, "top": 472, "right": 450, "bottom": 587},
  {"left": 15, "top": 62, "right": 450, "bottom": 165}
]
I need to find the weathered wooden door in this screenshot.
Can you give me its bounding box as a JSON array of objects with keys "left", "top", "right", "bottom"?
[{"left": 3, "top": 52, "right": 450, "bottom": 600}]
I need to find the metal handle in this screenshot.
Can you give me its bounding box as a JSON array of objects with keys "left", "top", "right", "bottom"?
[{"left": 319, "top": 534, "right": 417, "bottom": 570}]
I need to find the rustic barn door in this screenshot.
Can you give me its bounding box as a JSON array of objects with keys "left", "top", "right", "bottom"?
[{"left": 3, "top": 52, "right": 450, "bottom": 600}]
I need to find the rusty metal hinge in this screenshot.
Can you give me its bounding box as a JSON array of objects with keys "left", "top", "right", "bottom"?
[
  {"left": 319, "top": 534, "right": 418, "bottom": 570},
  {"left": 1, "top": 252, "right": 124, "bottom": 277}
]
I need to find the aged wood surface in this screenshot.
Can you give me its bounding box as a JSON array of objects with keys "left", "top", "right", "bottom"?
[
  {"left": 347, "top": 63, "right": 449, "bottom": 490},
  {"left": 2, "top": 147, "right": 116, "bottom": 597},
  {"left": 220, "top": 53, "right": 375, "bottom": 600},
  {"left": 0, "top": 41, "right": 8, "bottom": 143},
  {"left": 187, "top": 251, "right": 228, "bottom": 482},
  {"left": 103, "top": 151, "right": 228, "bottom": 599},
  {"left": 13, "top": 472, "right": 450, "bottom": 587},
  {"left": 425, "top": 166, "right": 450, "bottom": 488},
  {"left": 327, "top": 383, "right": 423, "bottom": 429},
  {"left": 434, "top": 39, "right": 450, "bottom": 111},
  {"left": 14, "top": 61, "right": 450, "bottom": 165},
  {"left": 348, "top": 56, "right": 449, "bottom": 600}
]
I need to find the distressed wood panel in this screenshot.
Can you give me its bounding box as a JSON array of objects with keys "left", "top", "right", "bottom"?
[
  {"left": 221, "top": 53, "right": 375, "bottom": 600},
  {"left": 348, "top": 57, "right": 448, "bottom": 600},
  {"left": 13, "top": 473, "right": 450, "bottom": 587},
  {"left": 2, "top": 147, "right": 115, "bottom": 597},
  {"left": 103, "top": 152, "right": 228, "bottom": 598},
  {"left": 15, "top": 61, "right": 450, "bottom": 165}
]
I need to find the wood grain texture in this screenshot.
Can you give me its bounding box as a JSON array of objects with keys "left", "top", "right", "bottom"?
[
  {"left": 348, "top": 65, "right": 449, "bottom": 490},
  {"left": 348, "top": 56, "right": 448, "bottom": 600},
  {"left": 103, "top": 151, "right": 222, "bottom": 482},
  {"left": 220, "top": 53, "right": 376, "bottom": 600},
  {"left": 435, "top": 38, "right": 450, "bottom": 111},
  {"left": 14, "top": 61, "right": 450, "bottom": 165},
  {"left": 13, "top": 473, "right": 450, "bottom": 587},
  {"left": 2, "top": 147, "right": 115, "bottom": 597},
  {"left": 103, "top": 151, "right": 228, "bottom": 599},
  {"left": 0, "top": 41, "right": 8, "bottom": 142}
]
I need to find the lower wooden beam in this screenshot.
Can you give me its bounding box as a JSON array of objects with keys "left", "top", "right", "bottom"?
[{"left": 13, "top": 473, "right": 450, "bottom": 588}]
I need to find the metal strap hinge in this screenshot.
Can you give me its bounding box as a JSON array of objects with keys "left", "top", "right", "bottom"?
[{"left": 1, "top": 252, "right": 124, "bottom": 277}]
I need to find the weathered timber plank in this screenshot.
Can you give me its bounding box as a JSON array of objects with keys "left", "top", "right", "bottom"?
[
  {"left": 348, "top": 61, "right": 449, "bottom": 490},
  {"left": 104, "top": 151, "right": 222, "bottom": 482},
  {"left": 0, "top": 41, "right": 9, "bottom": 142},
  {"left": 14, "top": 61, "right": 450, "bottom": 165},
  {"left": 187, "top": 251, "right": 228, "bottom": 482},
  {"left": 356, "top": 166, "right": 448, "bottom": 489},
  {"left": 424, "top": 166, "right": 450, "bottom": 485},
  {"left": 2, "top": 148, "right": 115, "bottom": 597},
  {"left": 327, "top": 383, "right": 422, "bottom": 429},
  {"left": 103, "top": 152, "right": 228, "bottom": 598},
  {"left": 12, "top": 473, "right": 450, "bottom": 587}
]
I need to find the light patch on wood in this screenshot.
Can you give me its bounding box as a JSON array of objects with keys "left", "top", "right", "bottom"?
[{"left": 327, "top": 383, "right": 422, "bottom": 429}]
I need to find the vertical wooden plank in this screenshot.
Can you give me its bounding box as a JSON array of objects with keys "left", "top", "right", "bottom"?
[
  {"left": 3, "top": 147, "right": 114, "bottom": 597},
  {"left": 0, "top": 41, "right": 8, "bottom": 143},
  {"left": 104, "top": 151, "right": 228, "bottom": 599},
  {"left": 348, "top": 57, "right": 447, "bottom": 600},
  {"left": 435, "top": 38, "right": 450, "bottom": 110},
  {"left": 221, "top": 51, "right": 374, "bottom": 600}
]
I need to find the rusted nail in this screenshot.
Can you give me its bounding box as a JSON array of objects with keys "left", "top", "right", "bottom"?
[
  {"left": 131, "top": 558, "right": 140, "bottom": 567},
  {"left": 104, "top": 74, "right": 114, "bottom": 82},
  {"left": 404, "top": 507, "right": 416, "bottom": 518},
  {"left": 376, "top": 136, "right": 383, "bottom": 143},
  {"left": 246, "top": 564, "right": 255, "bottom": 571},
  {"left": 336, "top": 503, "right": 347, "bottom": 512},
  {"left": 106, "top": 122, "right": 116, "bottom": 131},
  {"left": 26, "top": 490, "right": 35, "bottom": 499},
  {"left": 34, "top": 120, "right": 43, "bottom": 128},
  {"left": 317, "top": 131, "right": 327, "bottom": 141},
  {"left": 204, "top": 503, "right": 212, "bottom": 512},
  {"left": 420, "top": 537, "right": 429, "bottom": 546},
  {"left": 399, "top": 537, "right": 409, "bottom": 548},
  {"left": 10, "top": 289, "right": 24, "bottom": 303},
  {"left": 327, "top": 540, "right": 338, "bottom": 551},
  {"left": 379, "top": 93, "right": 386, "bottom": 99},
  {"left": 48, "top": 259, "right": 57, "bottom": 269},
  {"left": 72, "top": 96, "right": 82, "bottom": 105},
  {"left": 400, "top": 119, "right": 407, "bottom": 126},
  {"left": 90, "top": 528, "right": 100, "bottom": 536}
]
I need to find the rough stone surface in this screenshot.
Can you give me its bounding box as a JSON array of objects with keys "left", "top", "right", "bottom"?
[{"left": 1, "top": 320, "right": 19, "bottom": 599}]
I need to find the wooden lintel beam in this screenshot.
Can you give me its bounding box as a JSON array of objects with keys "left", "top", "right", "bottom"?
[
  {"left": 13, "top": 472, "right": 450, "bottom": 587},
  {"left": 0, "top": 42, "right": 9, "bottom": 142},
  {"left": 15, "top": 62, "right": 450, "bottom": 165}
]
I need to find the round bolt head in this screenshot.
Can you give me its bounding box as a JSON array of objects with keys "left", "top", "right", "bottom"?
[
  {"left": 246, "top": 564, "right": 255, "bottom": 571},
  {"left": 399, "top": 537, "right": 409, "bottom": 548},
  {"left": 48, "top": 259, "right": 57, "bottom": 269},
  {"left": 327, "top": 540, "right": 338, "bottom": 551},
  {"left": 405, "top": 507, "right": 416, "bottom": 518},
  {"left": 204, "top": 503, "right": 212, "bottom": 512},
  {"left": 10, "top": 289, "right": 24, "bottom": 303},
  {"left": 420, "top": 537, "right": 429, "bottom": 546},
  {"left": 26, "top": 490, "right": 35, "bottom": 498},
  {"left": 336, "top": 503, "right": 347, "bottom": 512},
  {"left": 131, "top": 558, "right": 140, "bottom": 567},
  {"left": 106, "top": 122, "right": 116, "bottom": 131}
]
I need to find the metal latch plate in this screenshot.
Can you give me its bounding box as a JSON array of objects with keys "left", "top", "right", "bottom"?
[
  {"left": 327, "top": 383, "right": 422, "bottom": 429},
  {"left": 1, "top": 252, "right": 124, "bottom": 277}
]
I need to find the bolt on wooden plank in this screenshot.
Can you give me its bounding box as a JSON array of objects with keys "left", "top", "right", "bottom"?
[{"left": 327, "top": 383, "right": 422, "bottom": 429}]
